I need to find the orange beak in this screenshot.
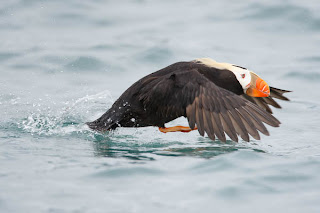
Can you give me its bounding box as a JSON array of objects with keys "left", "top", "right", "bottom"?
[{"left": 246, "top": 76, "right": 270, "bottom": 97}]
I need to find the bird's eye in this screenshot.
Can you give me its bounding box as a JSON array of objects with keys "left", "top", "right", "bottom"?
[{"left": 241, "top": 74, "right": 246, "bottom": 78}]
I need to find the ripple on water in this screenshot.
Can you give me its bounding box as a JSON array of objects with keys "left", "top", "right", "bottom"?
[
  {"left": 190, "top": 150, "right": 264, "bottom": 173},
  {"left": 285, "top": 71, "right": 320, "bottom": 81},
  {"left": 91, "top": 167, "right": 163, "bottom": 178},
  {"left": 64, "top": 56, "right": 106, "bottom": 71},
  {"left": 300, "top": 56, "right": 320, "bottom": 62},
  {"left": 241, "top": 3, "right": 320, "bottom": 31},
  {"left": 0, "top": 52, "right": 21, "bottom": 62},
  {"left": 136, "top": 46, "right": 173, "bottom": 64}
]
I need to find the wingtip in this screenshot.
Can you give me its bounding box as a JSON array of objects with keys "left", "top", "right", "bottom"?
[
  {"left": 233, "top": 136, "right": 239, "bottom": 143},
  {"left": 270, "top": 87, "right": 292, "bottom": 93},
  {"left": 217, "top": 134, "right": 227, "bottom": 143},
  {"left": 264, "top": 130, "right": 270, "bottom": 136},
  {"left": 219, "top": 138, "right": 227, "bottom": 143},
  {"left": 240, "top": 134, "right": 250, "bottom": 142}
]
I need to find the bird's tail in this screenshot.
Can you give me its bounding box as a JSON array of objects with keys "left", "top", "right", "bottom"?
[
  {"left": 86, "top": 120, "right": 106, "bottom": 131},
  {"left": 86, "top": 110, "right": 119, "bottom": 132}
]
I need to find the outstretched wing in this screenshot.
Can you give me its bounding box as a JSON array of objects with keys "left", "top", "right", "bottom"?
[
  {"left": 242, "top": 87, "right": 291, "bottom": 113},
  {"left": 139, "top": 69, "right": 280, "bottom": 142}
]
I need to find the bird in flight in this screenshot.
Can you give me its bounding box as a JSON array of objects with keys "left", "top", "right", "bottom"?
[{"left": 87, "top": 58, "right": 291, "bottom": 142}]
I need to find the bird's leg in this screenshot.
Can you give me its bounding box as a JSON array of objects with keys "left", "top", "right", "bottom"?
[{"left": 159, "top": 126, "right": 198, "bottom": 133}]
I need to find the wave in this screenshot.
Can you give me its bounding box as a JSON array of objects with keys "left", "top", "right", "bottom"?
[
  {"left": 285, "top": 71, "right": 320, "bottom": 81},
  {"left": 0, "top": 52, "right": 21, "bottom": 62},
  {"left": 135, "top": 46, "right": 173, "bottom": 64},
  {"left": 241, "top": 3, "right": 320, "bottom": 31},
  {"left": 64, "top": 56, "right": 106, "bottom": 71}
]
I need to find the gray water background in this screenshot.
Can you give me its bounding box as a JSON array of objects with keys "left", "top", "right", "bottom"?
[{"left": 1, "top": 0, "right": 320, "bottom": 212}]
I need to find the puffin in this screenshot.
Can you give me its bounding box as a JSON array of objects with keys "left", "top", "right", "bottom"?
[{"left": 87, "top": 58, "right": 291, "bottom": 142}]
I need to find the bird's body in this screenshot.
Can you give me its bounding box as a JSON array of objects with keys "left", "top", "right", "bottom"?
[{"left": 87, "top": 58, "right": 290, "bottom": 142}]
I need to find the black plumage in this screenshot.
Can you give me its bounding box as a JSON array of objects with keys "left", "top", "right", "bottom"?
[{"left": 87, "top": 59, "right": 291, "bottom": 142}]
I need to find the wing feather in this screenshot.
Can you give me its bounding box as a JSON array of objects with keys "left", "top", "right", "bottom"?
[
  {"left": 242, "top": 106, "right": 269, "bottom": 135},
  {"left": 220, "top": 113, "right": 238, "bottom": 142},
  {"left": 195, "top": 98, "right": 205, "bottom": 136},
  {"left": 228, "top": 109, "right": 250, "bottom": 142},
  {"left": 211, "top": 111, "right": 226, "bottom": 142},
  {"left": 216, "top": 98, "right": 238, "bottom": 141},
  {"left": 236, "top": 108, "right": 260, "bottom": 140},
  {"left": 203, "top": 110, "right": 216, "bottom": 140}
]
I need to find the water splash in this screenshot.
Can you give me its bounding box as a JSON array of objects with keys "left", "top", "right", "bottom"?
[{"left": 18, "top": 90, "right": 114, "bottom": 137}]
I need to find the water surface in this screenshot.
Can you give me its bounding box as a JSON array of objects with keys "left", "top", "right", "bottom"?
[{"left": 1, "top": 0, "right": 320, "bottom": 212}]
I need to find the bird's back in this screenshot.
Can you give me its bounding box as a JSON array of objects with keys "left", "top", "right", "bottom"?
[{"left": 86, "top": 61, "right": 192, "bottom": 131}]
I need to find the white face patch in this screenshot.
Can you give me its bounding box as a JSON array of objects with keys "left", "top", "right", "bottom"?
[
  {"left": 195, "top": 58, "right": 252, "bottom": 91},
  {"left": 229, "top": 66, "right": 252, "bottom": 90}
]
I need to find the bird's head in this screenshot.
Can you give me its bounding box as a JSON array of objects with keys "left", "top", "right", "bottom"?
[
  {"left": 194, "top": 58, "right": 270, "bottom": 97},
  {"left": 231, "top": 65, "right": 270, "bottom": 97}
]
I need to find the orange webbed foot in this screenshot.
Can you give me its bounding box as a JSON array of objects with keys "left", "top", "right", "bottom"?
[{"left": 159, "top": 126, "right": 198, "bottom": 133}]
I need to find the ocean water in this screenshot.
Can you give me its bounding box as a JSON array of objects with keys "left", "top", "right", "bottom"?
[{"left": 1, "top": 0, "right": 320, "bottom": 212}]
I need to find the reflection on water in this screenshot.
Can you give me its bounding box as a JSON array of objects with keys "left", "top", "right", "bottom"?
[{"left": 91, "top": 132, "right": 266, "bottom": 160}]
